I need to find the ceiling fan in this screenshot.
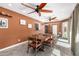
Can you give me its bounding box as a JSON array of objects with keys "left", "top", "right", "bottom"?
[
  {"left": 21, "top": 3, "right": 52, "bottom": 16},
  {"left": 48, "top": 17, "right": 57, "bottom": 21}
]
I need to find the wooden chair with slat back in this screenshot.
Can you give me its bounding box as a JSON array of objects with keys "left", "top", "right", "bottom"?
[
  {"left": 43, "top": 34, "right": 55, "bottom": 47},
  {"left": 27, "top": 34, "right": 43, "bottom": 53}
]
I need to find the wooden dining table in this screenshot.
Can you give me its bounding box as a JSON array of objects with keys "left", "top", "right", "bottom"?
[{"left": 27, "top": 33, "right": 55, "bottom": 53}]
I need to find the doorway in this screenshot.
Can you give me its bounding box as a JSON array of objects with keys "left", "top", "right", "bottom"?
[{"left": 52, "top": 25, "right": 57, "bottom": 36}]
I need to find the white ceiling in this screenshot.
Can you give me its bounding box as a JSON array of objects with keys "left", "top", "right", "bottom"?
[{"left": 0, "top": 3, "right": 77, "bottom": 22}]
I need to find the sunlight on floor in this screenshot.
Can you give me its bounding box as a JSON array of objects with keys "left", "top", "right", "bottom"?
[
  {"left": 56, "top": 41, "right": 71, "bottom": 48},
  {"left": 52, "top": 48, "right": 61, "bottom": 56},
  {"left": 58, "top": 38, "right": 68, "bottom": 43}
]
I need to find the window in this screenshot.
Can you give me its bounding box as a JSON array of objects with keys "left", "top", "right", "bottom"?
[
  {"left": 28, "top": 24, "right": 32, "bottom": 29},
  {"left": 35, "top": 23, "right": 39, "bottom": 31},
  {"left": 62, "top": 21, "right": 68, "bottom": 38},
  {"left": 0, "top": 18, "right": 8, "bottom": 28},
  {"left": 20, "top": 19, "right": 26, "bottom": 25}
]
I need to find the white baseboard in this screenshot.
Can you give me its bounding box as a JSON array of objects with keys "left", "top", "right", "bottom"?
[{"left": 0, "top": 41, "right": 28, "bottom": 52}]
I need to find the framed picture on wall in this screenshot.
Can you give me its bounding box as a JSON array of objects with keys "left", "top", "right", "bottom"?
[
  {"left": 28, "top": 24, "right": 32, "bottom": 29},
  {"left": 0, "top": 18, "right": 8, "bottom": 28},
  {"left": 35, "top": 23, "right": 39, "bottom": 31},
  {"left": 20, "top": 19, "right": 26, "bottom": 25}
]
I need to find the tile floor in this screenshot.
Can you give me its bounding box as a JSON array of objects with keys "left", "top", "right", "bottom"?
[{"left": 0, "top": 39, "right": 73, "bottom": 56}]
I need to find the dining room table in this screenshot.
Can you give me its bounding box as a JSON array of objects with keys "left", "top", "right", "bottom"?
[{"left": 27, "top": 33, "right": 55, "bottom": 53}]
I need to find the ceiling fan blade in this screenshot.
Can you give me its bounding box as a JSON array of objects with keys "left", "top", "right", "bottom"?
[
  {"left": 21, "top": 3, "right": 35, "bottom": 10},
  {"left": 27, "top": 11, "right": 36, "bottom": 14},
  {"left": 39, "top": 3, "right": 47, "bottom": 9},
  {"left": 51, "top": 17, "right": 57, "bottom": 20},
  {"left": 48, "top": 17, "right": 57, "bottom": 21},
  {"left": 41, "top": 9, "right": 52, "bottom": 13}
]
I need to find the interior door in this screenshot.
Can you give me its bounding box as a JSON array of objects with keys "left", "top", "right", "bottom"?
[{"left": 52, "top": 25, "right": 57, "bottom": 36}]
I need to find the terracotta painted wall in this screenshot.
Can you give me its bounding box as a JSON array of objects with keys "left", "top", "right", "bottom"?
[
  {"left": 44, "top": 21, "right": 62, "bottom": 34},
  {"left": 0, "top": 7, "right": 43, "bottom": 48},
  {"left": 0, "top": 7, "right": 63, "bottom": 49}
]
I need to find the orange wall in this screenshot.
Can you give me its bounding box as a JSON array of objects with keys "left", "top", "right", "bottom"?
[
  {"left": 0, "top": 7, "right": 62, "bottom": 49},
  {"left": 44, "top": 21, "right": 62, "bottom": 34},
  {"left": 0, "top": 7, "right": 43, "bottom": 48}
]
